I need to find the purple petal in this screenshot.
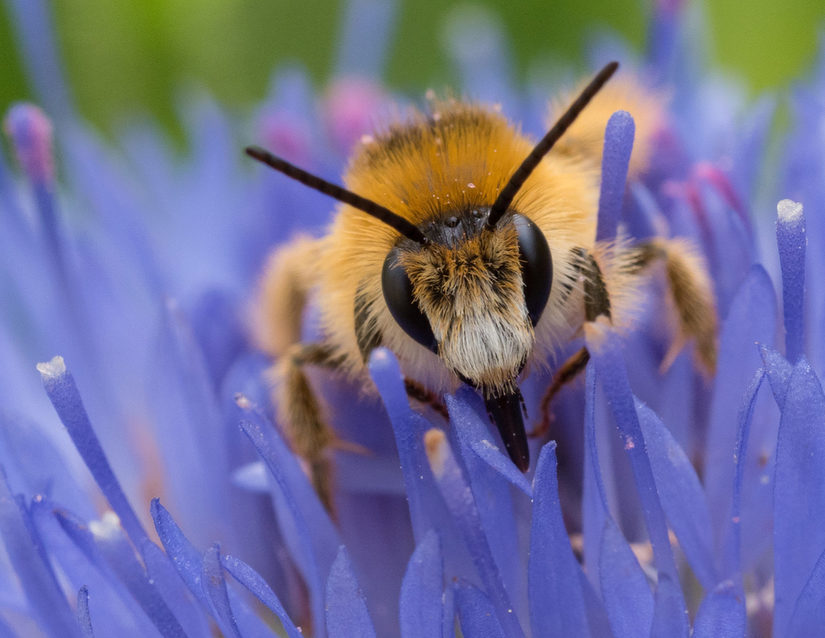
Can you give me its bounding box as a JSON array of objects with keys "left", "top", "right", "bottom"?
[
  {"left": 424, "top": 428, "right": 525, "bottom": 638},
  {"left": 776, "top": 199, "right": 806, "bottom": 362},
  {"left": 596, "top": 110, "right": 636, "bottom": 242},
  {"left": 585, "top": 324, "right": 688, "bottom": 635},
  {"left": 635, "top": 400, "right": 716, "bottom": 589},
  {"left": 142, "top": 540, "right": 211, "bottom": 638},
  {"left": 0, "top": 412, "right": 94, "bottom": 520},
  {"left": 0, "top": 469, "right": 79, "bottom": 638},
  {"left": 2, "top": 0, "right": 75, "bottom": 123},
  {"left": 528, "top": 442, "right": 591, "bottom": 637},
  {"left": 325, "top": 546, "right": 376, "bottom": 638},
  {"left": 442, "top": 4, "right": 518, "bottom": 114},
  {"left": 147, "top": 301, "right": 232, "bottom": 548},
  {"left": 705, "top": 266, "right": 777, "bottom": 554},
  {"left": 334, "top": 0, "right": 397, "bottom": 78},
  {"left": 201, "top": 545, "right": 242, "bottom": 638},
  {"left": 150, "top": 499, "right": 211, "bottom": 611},
  {"left": 582, "top": 364, "right": 609, "bottom": 591},
  {"left": 222, "top": 554, "right": 302, "bottom": 638},
  {"left": 29, "top": 501, "right": 159, "bottom": 637},
  {"left": 720, "top": 369, "right": 765, "bottom": 580},
  {"left": 598, "top": 518, "right": 654, "bottom": 638},
  {"left": 692, "top": 580, "right": 746, "bottom": 638},
  {"left": 773, "top": 358, "right": 825, "bottom": 635},
  {"left": 454, "top": 582, "right": 506, "bottom": 638},
  {"left": 368, "top": 348, "right": 473, "bottom": 578},
  {"left": 238, "top": 411, "right": 339, "bottom": 637},
  {"left": 76, "top": 586, "right": 93, "bottom": 638},
  {"left": 760, "top": 345, "right": 792, "bottom": 409},
  {"left": 399, "top": 530, "right": 443, "bottom": 638},
  {"left": 787, "top": 545, "right": 825, "bottom": 635},
  {"left": 90, "top": 516, "right": 186, "bottom": 638},
  {"left": 447, "top": 388, "right": 532, "bottom": 496},
  {"left": 445, "top": 390, "right": 528, "bottom": 616},
  {"left": 36, "top": 357, "right": 147, "bottom": 547}
]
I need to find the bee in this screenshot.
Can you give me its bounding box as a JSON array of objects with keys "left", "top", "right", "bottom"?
[{"left": 247, "top": 62, "right": 717, "bottom": 511}]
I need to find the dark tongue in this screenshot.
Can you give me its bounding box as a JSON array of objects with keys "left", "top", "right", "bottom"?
[{"left": 484, "top": 390, "right": 530, "bottom": 472}]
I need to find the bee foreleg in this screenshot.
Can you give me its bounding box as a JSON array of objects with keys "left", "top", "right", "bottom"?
[
  {"left": 403, "top": 377, "right": 449, "bottom": 420},
  {"left": 628, "top": 238, "right": 718, "bottom": 375},
  {"left": 274, "top": 342, "right": 345, "bottom": 514},
  {"left": 533, "top": 251, "right": 611, "bottom": 437}
]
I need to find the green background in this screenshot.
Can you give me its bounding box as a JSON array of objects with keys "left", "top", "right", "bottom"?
[{"left": 1, "top": 0, "right": 823, "bottom": 137}]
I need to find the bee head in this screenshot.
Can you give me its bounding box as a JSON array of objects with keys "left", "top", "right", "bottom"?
[{"left": 381, "top": 208, "right": 552, "bottom": 397}]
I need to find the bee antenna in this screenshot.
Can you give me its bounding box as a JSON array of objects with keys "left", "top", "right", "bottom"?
[
  {"left": 245, "top": 146, "right": 429, "bottom": 245},
  {"left": 486, "top": 61, "right": 620, "bottom": 229}
]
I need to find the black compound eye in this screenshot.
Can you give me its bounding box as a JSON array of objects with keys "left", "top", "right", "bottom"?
[
  {"left": 512, "top": 214, "right": 552, "bottom": 326},
  {"left": 381, "top": 249, "right": 438, "bottom": 353}
]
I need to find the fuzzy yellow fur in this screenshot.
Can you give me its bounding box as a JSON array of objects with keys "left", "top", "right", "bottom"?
[{"left": 257, "top": 74, "right": 678, "bottom": 397}]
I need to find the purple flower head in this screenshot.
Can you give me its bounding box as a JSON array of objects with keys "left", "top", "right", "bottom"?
[{"left": 0, "top": 2, "right": 823, "bottom": 637}]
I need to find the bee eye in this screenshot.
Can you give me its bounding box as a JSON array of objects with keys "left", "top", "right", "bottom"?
[
  {"left": 381, "top": 250, "right": 438, "bottom": 353},
  {"left": 513, "top": 214, "right": 553, "bottom": 326}
]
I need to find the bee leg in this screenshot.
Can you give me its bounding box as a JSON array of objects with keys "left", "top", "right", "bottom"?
[
  {"left": 403, "top": 378, "right": 449, "bottom": 420},
  {"left": 531, "top": 347, "right": 591, "bottom": 438},
  {"left": 532, "top": 252, "right": 611, "bottom": 438},
  {"left": 629, "top": 238, "right": 718, "bottom": 375},
  {"left": 276, "top": 342, "right": 345, "bottom": 514}
]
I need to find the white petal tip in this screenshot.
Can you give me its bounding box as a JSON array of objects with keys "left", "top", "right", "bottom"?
[
  {"left": 36, "top": 355, "right": 66, "bottom": 379},
  {"left": 777, "top": 199, "right": 803, "bottom": 224}
]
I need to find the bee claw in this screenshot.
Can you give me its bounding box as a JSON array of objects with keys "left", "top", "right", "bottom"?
[{"left": 331, "top": 437, "right": 373, "bottom": 456}]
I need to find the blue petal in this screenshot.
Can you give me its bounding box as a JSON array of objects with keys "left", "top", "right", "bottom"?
[
  {"left": 447, "top": 388, "right": 532, "bottom": 496},
  {"left": 334, "top": 0, "right": 397, "bottom": 78},
  {"left": 76, "top": 586, "right": 94, "bottom": 638},
  {"left": 773, "top": 358, "right": 825, "bottom": 635},
  {"left": 596, "top": 110, "right": 636, "bottom": 242},
  {"left": 0, "top": 412, "right": 94, "bottom": 520},
  {"left": 29, "top": 501, "right": 159, "bottom": 637},
  {"left": 760, "top": 345, "right": 792, "bottom": 409},
  {"left": 0, "top": 469, "right": 79, "bottom": 638},
  {"left": 91, "top": 518, "right": 186, "bottom": 637},
  {"left": 775, "top": 199, "right": 806, "bottom": 362},
  {"left": 635, "top": 400, "right": 716, "bottom": 589},
  {"left": 598, "top": 518, "right": 654, "bottom": 638},
  {"left": 325, "top": 546, "right": 377, "bottom": 638},
  {"left": 705, "top": 266, "right": 776, "bottom": 555},
  {"left": 238, "top": 411, "right": 339, "bottom": 637},
  {"left": 528, "top": 442, "right": 591, "bottom": 637},
  {"left": 585, "top": 325, "right": 688, "bottom": 635},
  {"left": 151, "top": 499, "right": 212, "bottom": 611},
  {"left": 442, "top": 5, "right": 516, "bottom": 112},
  {"left": 446, "top": 389, "right": 528, "bottom": 617},
  {"left": 146, "top": 300, "right": 232, "bottom": 548},
  {"left": 201, "top": 545, "right": 242, "bottom": 638},
  {"left": 399, "top": 530, "right": 443, "bottom": 638},
  {"left": 787, "top": 545, "right": 825, "bottom": 635},
  {"left": 424, "top": 428, "right": 525, "bottom": 638},
  {"left": 36, "top": 356, "right": 148, "bottom": 547},
  {"left": 142, "top": 539, "right": 211, "bottom": 638},
  {"left": 3, "top": 0, "right": 75, "bottom": 123},
  {"left": 581, "top": 364, "right": 609, "bottom": 591},
  {"left": 692, "top": 581, "right": 746, "bottom": 638},
  {"left": 453, "top": 582, "right": 506, "bottom": 638},
  {"left": 368, "top": 348, "right": 477, "bottom": 587},
  {"left": 720, "top": 369, "right": 765, "bottom": 580},
  {"left": 222, "top": 554, "right": 302, "bottom": 638}
]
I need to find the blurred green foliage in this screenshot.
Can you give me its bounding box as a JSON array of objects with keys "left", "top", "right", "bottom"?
[{"left": 0, "top": 0, "right": 823, "bottom": 137}]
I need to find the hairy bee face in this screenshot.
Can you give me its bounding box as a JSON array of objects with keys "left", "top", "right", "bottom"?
[{"left": 381, "top": 210, "right": 553, "bottom": 398}]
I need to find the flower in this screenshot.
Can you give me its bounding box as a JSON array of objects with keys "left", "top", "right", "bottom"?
[{"left": 0, "top": 1, "right": 823, "bottom": 637}]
